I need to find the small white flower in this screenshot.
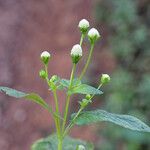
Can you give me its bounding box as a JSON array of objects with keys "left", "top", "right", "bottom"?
[
  {"left": 71, "top": 44, "right": 82, "bottom": 64},
  {"left": 88, "top": 28, "right": 100, "bottom": 42},
  {"left": 71, "top": 44, "right": 82, "bottom": 57},
  {"left": 41, "top": 51, "right": 50, "bottom": 58},
  {"left": 78, "top": 19, "right": 89, "bottom": 33},
  {"left": 77, "top": 145, "right": 85, "bottom": 150},
  {"left": 40, "top": 51, "right": 51, "bottom": 64},
  {"left": 101, "top": 74, "right": 110, "bottom": 84}
]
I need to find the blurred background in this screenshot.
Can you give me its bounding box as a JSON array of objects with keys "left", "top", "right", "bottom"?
[{"left": 0, "top": 0, "right": 150, "bottom": 149}]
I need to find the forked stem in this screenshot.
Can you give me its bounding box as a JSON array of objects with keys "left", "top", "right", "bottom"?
[{"left": 63, "top": 83, "right": 103, "bottom": 137}]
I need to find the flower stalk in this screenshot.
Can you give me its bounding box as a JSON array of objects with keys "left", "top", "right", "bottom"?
[{"left": 62, "top": 63, "right": 76, "bottom": 134}]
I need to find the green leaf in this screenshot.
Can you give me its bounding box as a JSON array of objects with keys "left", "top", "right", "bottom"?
[
  {"left": 72, "top": 109, "right": 150, "bottom": 133},
  {"left": 59, "top": 79, "right": 102, "bottom": 95},
  {"left": 60, "top": 78, "right": 81, "bottom": 88},
  {"left": 0, "top": 86, "right": 49, "bottom": 111},
  {"left": 70, "top": 84, "right": 103, "bottom": 95},
  {"left": 31, "top": 134, "right": 94, "bottom": 150}
]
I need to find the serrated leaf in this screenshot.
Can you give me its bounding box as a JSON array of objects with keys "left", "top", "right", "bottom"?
[
  {"left": 72, "top": 109, "right": 150, "bottom": 133},
  {"left": 70, "top": 84, "right": 103, "bottom": 95},
  {"left": 0, "top": 86, "right": 49, "bottom": 110},
  {"left": 31, "top": 134, "right": 94, "bottom": 150}
]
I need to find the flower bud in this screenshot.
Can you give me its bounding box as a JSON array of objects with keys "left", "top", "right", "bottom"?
[
  {"left": 50, "top": 75, "right": 58, "bottom": 83},
  {"left": 88, "top": 28, "right": 100, "bottom": 43},
  {"left": 71, "top": 44, "right": 82, "bottom": 64},
  {"left": 77, "top": 145, "right": 85, "bottom": 150},
  {"left": 78, "top": 19, "right": 90, "bottom": 34},
  {"left": 100, "top": 74, "right": 110, "bottom": 84},
  {"left": 85, "top": 94, "right": 91, "bottom": 100},
  {"left": 41, "top": 51, "right": 51, "bottom": 65},
  {"left": 39, "top": 70, "right": 46, "bottom": 79},
  {"left": 79, "top": 99, "right": 89, "bottom": 108}
]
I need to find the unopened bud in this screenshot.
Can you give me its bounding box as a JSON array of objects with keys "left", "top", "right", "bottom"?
[
  {"left": 71, "top": 44, "right": 82, "bottom": 64},
  {"left": 78, "top": 19, "right": 89, "bottom": 34},
  {"left": 100, "top": 74, "right": 110, "bottom": 84},
  {"left": 85, "top": 94, "right": 91, "bottom": 100},
  {"left": 41, "top": 51, "right": 51, "bottom": 65},
  {"left": 39, "top": 70, "right": 46, "bottom": 79},
  {"left": 88, "top": 28, "right": 100, "bottom": 43},
  {"left": 79, "top": 99, "right": 89, "bottom": 108},
  {"left": 50, "top": 75, "right": 58, "bottom": 83}
]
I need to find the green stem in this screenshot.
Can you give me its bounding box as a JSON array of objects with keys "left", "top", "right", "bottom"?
[
  {"left": 63, "top": 107, "right": 83, "bottom": 137},
  {"left": 80, "top": 34, "right": 85, "bottom": 46},
  {"left": 62, "top": 64, "right": 76, "bottom": 134},
  {"left": 53, "top": 90, "right": 61, "bottom": 138},
  {"left": 44, "top": 65, "right": 63, "bottom": 150},
  {"left": 63, "top": 83, "right": 103, "bottom": 136},
  {"left": 58, "top": 138, "right": 63, "bottom": 150},
  {"left": 79, "top": 43, "right": 95, "bottom": 80}
]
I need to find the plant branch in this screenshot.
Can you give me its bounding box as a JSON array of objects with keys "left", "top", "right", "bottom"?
[
  {"left": 80, "top": 34, "right": 85, "bottom": 46},
  {"left": 79, "top": 43, "right": 95, "bottom": 80},
  {"left": 63, "top": 83, "right": 103, "bottom": 136},
  {"left": 62, "top": 64, "right": 76, "bottom": 134}
]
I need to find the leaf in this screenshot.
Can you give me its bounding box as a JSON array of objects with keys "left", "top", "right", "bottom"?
[
  {"left": 70, "top": 84, "right": 103, "bottom": 95},
  {"left": 60, "top": 78, "right": 81, "bottom": 88},
  {"left": 72, "top": 109, "right": 150, "bottom": 133},
  {"left": 59, "top": 79, "right": 102, "bottom": 95},
  {"left": 31, "top": 134, "right": 94, "bottom": 150},
  {"left": 0, "top": 86, "right": 49, "bottom": 110}
]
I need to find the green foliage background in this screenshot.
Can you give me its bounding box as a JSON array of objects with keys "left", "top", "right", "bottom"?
[{"left": 94, "top": 0, "right": 150, "bottom": 149}]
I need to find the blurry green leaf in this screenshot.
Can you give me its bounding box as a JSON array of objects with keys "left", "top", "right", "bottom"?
[
  {"left": 70, "top": 84, "right": 103, "bottom": 95},
  {"left": 60, "top": 78, "right": 81, "bottom": 89},
  {"left": 31, "top": 134, "right": 94, "bottom": 150},
  {"left": 0, "top": 86, "right": 49, "bottom": 110},
  {"left": 59, "top": 79, "right": 102, "bottom": 95},
  {"left": 72, "top": 109, "right": 150, "bottom": 132}
]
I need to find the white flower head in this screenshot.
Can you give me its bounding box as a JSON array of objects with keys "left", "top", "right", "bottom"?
[
  {"left": 101, "top": 74, "right": 110, "bottom": 84},
  {"left": 71, "top": 44, "right": 82, "bottom": 64},
  {"left": 40, "top": 51, "right": 51, "bottom": 64},
  {"left": 78, "top": 19, "right": 89, "bottom": 33},
  {"left": 71, "top": 44, "right": 82, "bottom": 57},
  {"left": 88, "top": 28, "right": 100, "bottom": 43},
  {"left": 77, "top": 145, "right": 85, "bottom": 150}
]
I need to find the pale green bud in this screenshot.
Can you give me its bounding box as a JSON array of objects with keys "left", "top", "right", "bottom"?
[
  {"left": 71, "top": 44, "right": 82, "bottom": 64},
  {"left": 41, "top": 51, "right": 51, "bottom": 65},
  {"left": 85, "top": 94, "right": 91, "bottom": 100},
  {"left": 39, "top": 70, "right": 46, "bottom": 79},
  {"left": 100, "top": 74, "right": 110, "bottom": 84},
  {"left": 50, "top": 75, "right": 58, "bottom": 83},
  {"left": 78, "top": 19, "right": 90, "bottom": 34},
  {"left": 79, "top": 99, "right": 89, "bottom": 108},
  {"left": 88, "top": 28, "right": 100, "bottom": 43}
]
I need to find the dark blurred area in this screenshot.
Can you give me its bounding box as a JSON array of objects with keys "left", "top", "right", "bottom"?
[
  {"left": 93, "top": 0, "right": 150, "bottom": 149},
  {"left": 0, "top": 0, "right": 150, "bottom": 150}
]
